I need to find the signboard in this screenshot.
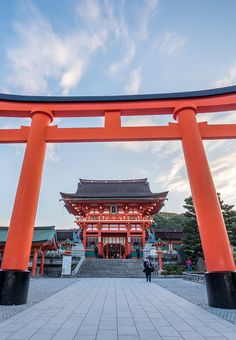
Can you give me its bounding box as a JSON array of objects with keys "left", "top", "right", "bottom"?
[{"left": 62, "top": 255, "right": 72, "bottom": 275}]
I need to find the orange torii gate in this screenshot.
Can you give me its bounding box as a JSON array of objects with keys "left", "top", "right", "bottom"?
[{"left": 0, "top": 86, "right": 236, "bottom": 307}]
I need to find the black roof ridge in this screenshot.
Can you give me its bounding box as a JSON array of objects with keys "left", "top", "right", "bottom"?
[
  {"left": 1, "top": 85, "right": 236, "bottom": 103},
  {"left": 61, "top": 191, "right": 169, "bottom": 199},
  {"left": 79, "top": 178, "right": 148, "bottom": 184}
]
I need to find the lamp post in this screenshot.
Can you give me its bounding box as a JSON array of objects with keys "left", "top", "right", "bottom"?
[{"left": 155, "top": 238, "right": 165, "bottom": 272}]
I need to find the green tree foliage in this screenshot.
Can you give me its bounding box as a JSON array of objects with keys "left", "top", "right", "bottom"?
[
  {"left": 182, "top": 196, "right": 204, "bottom": 262},
  {"left": 219, "top": 195, "right": 236, "bottom": 247},
  {"left": 151, "top": 212, "right": 188, "bottom": 231},
  {"left": 182, "top": 194, "right": 236, "bottom": 263}
]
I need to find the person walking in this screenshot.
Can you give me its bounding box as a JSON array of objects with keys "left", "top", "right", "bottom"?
[
  {"left": 136, "top": 248, "right": 140, "bottom": 259},
  {"left": 186, "top": 258, "right": 192, "bottom": 272},
  {"left": 94, "top": 245, "right": 98, "bottom": 259},
  {"left": 143, "top": 256, "right": 154, "bottom": 282}
]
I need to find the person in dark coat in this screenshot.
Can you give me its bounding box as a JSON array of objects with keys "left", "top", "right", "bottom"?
[
  {"left": 94, "top": 245, "right": 98, "bottom": 259},
  {"left": 143, "top": 257, "right": 154, "bottom": 282},
  {"left": 136, "top": 248, "right": 140, "bottom": 259}
]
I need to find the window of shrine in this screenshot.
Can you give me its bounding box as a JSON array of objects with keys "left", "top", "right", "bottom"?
[
  {"left": 131, "top": 236, "right": 142, "bottom": 250},
  {"left": 110, "top": 205, "right": 118, "bottom": 214},
  {"left": 86, "top": 236, "right": 98, "bottom": 249}
]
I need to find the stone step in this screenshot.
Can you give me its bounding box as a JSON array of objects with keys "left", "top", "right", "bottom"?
[{"left": 77, "top": 259, "right": 145, "bottom": 278}]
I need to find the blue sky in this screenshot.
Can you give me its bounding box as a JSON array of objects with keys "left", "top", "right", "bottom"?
[{"left": 0, "top": 0, "right": 236, "bottom": 228}]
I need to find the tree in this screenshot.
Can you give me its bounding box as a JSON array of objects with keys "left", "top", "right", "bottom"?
[
  {"left": 151, "top": 212, "right": 188, "bottom": 231},
  {"left": 218, "top": 195, "right": 236, "bottom": 247},
  {"left": 182, "top": 194, "right": 236, "bottom": 263},
  {"left": 182, "top": 196, "right": 204, "bottom": 263}
]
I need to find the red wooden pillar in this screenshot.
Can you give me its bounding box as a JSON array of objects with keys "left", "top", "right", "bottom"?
[
  {"left": 31, "top": 249, "right": 38, "bottom": 278},
  {"left": 40, "top": 251, "right": 45, "bottom": 276},
  {"left": 0, "top": 109, "right": 53, "bottom": 305},
  {"left": 127, "top": 226, "right": 131, "bottom": 257},
  {"left": 98, "top": 227, "right": 102, "bottom": 256},
  {"left": 83, "top": 227, "right": 87, "bottom": 251},
  {"left": 141, "top": 227, "right": 146, "bottom": 248},
  {"left": 174, "top": 105, "right": 236, "bottom": 308},
  {"left": 158, "top": 251, "right": 163, "bottom": 272}
]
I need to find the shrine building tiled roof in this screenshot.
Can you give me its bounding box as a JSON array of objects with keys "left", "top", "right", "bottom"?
[{"left": 60, "top": 178, "right": 168, "bottom": 201}]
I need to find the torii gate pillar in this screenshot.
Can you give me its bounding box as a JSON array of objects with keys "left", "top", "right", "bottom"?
[
  {"left": 0, "top": 109, "right": 53, "bottom": 305},
  {"left": 174, "top": 105, "right": 236, "bottom": 308}
]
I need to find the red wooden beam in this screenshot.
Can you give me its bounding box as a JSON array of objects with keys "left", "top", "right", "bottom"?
[
  {"left": 1, "top": 87, "right": 236, "bottom": 118},
  {"left": 0, "top": 126, "right": 29, "bottom": 143},
  {"left": 1, "top": 123, "right": 236, "bottom": 143}
]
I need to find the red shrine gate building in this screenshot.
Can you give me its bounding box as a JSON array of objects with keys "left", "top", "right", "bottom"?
[{"left": 61, "top": 178, "right": 168, "bottom": 258}]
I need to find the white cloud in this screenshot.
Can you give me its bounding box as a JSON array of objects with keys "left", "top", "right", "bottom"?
[
  {"left": 153, "top": 155, "right": 189, "bottom": 193},
  {"left": 60, "top": 60, "right": 86, "bottom": 96},
  {"left": 46, "top": 143, "right": 61, "bottom": 163},
  {"left": 107, "top": 0, "right": 158, "bottom": 77},
  {"left": 208, "top": 147, "right": 236, "bottom": 205},
  {"left": 6, "top": 3, "right": 108, "bottom": 95},
  {"left": 215, "top": 63, "right": 236, "bottom": 87},
  {"left": 108, "top": 45, "right": 136, "bottom": 76},
  {"left": 197, "top": 111, "right": 236, "bottom": 125},
  {"left": 122, "top": 116, "right": 157, "bottom": 127},
  {"left": 137, "top": 0, "right": 159, "bottom": 40},
  {"left": 76, "top": 0, "right": 101, "bottom": 21},
  {"left": 155, "top": 32, "right": 187, "bottom": 57},
  {"left": 125, "top": 67, "right": 141, "bottom": 94}
]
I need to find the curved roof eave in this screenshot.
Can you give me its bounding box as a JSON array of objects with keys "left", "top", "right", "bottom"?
[
  {"left": 1, "top": 85, "right": 236, "bottom": 103},
  {"left": 60, "top": 192, "right": 169, "bottom": 200}
]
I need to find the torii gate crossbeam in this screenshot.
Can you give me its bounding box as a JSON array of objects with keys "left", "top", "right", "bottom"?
[{"left": 0, "top": 86, "right": 236, "bottom": 308}]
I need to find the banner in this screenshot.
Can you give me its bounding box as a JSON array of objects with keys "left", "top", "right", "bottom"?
[{"left": 62, "top": 255, "right": 72, "bottom": 275}]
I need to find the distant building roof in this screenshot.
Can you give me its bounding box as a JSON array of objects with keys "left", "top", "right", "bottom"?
[
  {"left": 155, "top": 229, "right": 183, "bottom": 241},
  {"left": 0, "top": 226, "right": 57, "bottom": 244},
  {"left": 56, "top": 230, "right": 73, "bottom": 242},
  {"left": 60, "top": 178, "right": 168, "bottom": 201}
]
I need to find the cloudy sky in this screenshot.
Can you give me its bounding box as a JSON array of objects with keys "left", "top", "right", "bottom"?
[{"left": 0, "top": 0, "right": 236, "bottom": 228}]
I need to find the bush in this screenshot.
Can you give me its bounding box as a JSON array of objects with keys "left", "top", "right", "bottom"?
[
  {"left": 160, "top": 270, "right": 168, "bottom": 275},
  {"left": 163, "top": 264, "right": 177, "bottom": 271},
  {"left": 161, "top": 264, "right": 184, "bottom": 275}
]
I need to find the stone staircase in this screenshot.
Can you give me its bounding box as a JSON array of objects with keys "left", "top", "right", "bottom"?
[{"left": 77, "top": 259, "right": 145, "bottom": 278}]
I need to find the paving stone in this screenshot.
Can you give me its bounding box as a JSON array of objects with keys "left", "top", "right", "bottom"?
[
  {"left": 118, "top": 336, "right": 140, "bottom": 340},
  {"left": 51, "top": 328, "right": 78, "bottom": 339},
  {"left": 153, "top": 278, "right": 236, "bottom": 325},
  {"left": 179, "top": 330, "right": 206, "bottom": 340},
  {"left": 1, "top": 278, "right": 236, "bottom": 340},
  {"left": 96, "top": 330, "right": 118, "bottom": 340},
  {"left": 0, "top": 333, "right": 13, "bottom": 340},
  {"left": 99, "top": 320, "right": 117, "bottom": 330},
  {"left": 117, "top": 317, "right": 135, "bottom": 325},
  {"left": 154, "top": 325, "right": 181, "bottom": 337},
  {"left": 0, "top": 278, "right": 78, "bottom": 323},
  {"left": 135, "top": 321, "right": 156, "bottom": 331},
  {"left": 7, "top": 328, "right": 37, "bottom": 339},
  {"left": 138, "top": 330, "right": 162, "bottom": 339},
  {"left": 30, "top": 335, "right": 52, "bottom": 340},
  {"left": 74, "top": 336, "right": 96, "bottom": 340},
  {"left": 118, "top": 325, "right": 138, "bottom": 336}
]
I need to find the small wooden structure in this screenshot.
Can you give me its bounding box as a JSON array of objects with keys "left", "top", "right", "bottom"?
[{"left": 0, "top": 226, "right": 57, "bottom": 277}]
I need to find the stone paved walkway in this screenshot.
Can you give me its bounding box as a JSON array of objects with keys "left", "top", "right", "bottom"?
[
  {"left": 0, "top": 278, "right": 236, "bottom": 339},
  {"left": 0, "top": 278, "right": 78, "bottom": 323},
  {"left": 153, "top": 278, "right": 236, "bottom": 325}
]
